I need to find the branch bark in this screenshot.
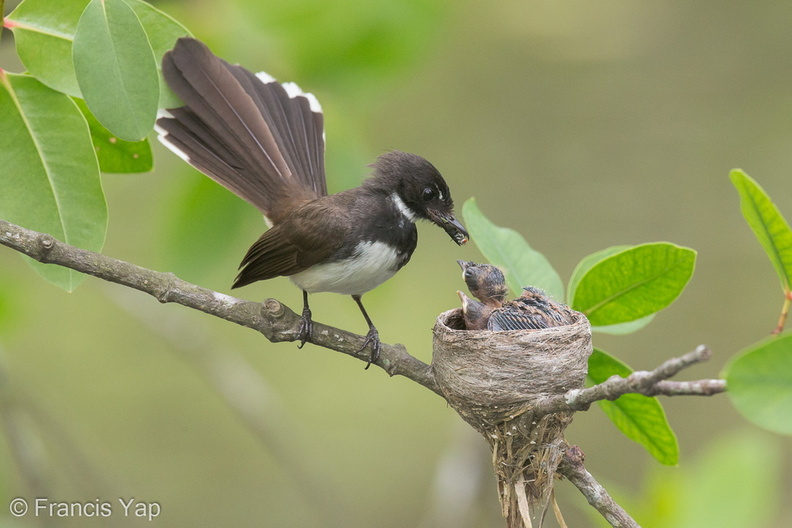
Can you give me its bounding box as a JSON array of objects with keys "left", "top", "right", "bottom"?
[
  {"left": 531, "top": 345, "right": 726, "bottom": 415},
  {"left": 0, "top": 218, "right": 442, "bottom": 396},
  {"left": 558, "top": 445, "right": 641, "bottom": 528},
  {"left": 0, "top": 217, "right": 729, "bottom": 405},
  {"left": 1, "top": 217, "right": 732, "bottom": 528}
]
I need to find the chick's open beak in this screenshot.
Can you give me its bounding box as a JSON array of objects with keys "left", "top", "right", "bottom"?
[{"left": 456, "top": 290, "right": 471, "bottom": 309}]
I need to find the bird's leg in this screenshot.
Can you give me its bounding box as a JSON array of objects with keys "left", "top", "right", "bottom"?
[
  {"left": 298, "top": 290, "right": 313, "bottom": 348},
  {"left": 352, "top": 294, "right": 381, "bottom": 369}
]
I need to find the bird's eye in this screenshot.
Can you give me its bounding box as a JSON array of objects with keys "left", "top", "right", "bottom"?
[{"left": 422, "top": 187, "right": 436, "bottom": 201}]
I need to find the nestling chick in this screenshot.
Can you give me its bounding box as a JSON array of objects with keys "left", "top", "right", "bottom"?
[
  {"left": 487, "top": 286, "right": 576, "bottom": 331},
  {"left": 456, "top": 261, "right": 576, "bottom": 331},
  {"left": 457, "top": 260, "right": 508, "bottom": 307},
  {"left": 515, "top": 286, "right": 576, "bottom": 326},
  {"left": 457, "top": 290, "right": 493, "bottom": 330}
]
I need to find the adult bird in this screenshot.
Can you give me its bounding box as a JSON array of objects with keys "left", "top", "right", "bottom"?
[{"left": 156, "top": 38, "right": 468, "bottom": 367}]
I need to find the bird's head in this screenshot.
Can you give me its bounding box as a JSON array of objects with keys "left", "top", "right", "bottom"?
[
  {"left": 457, "top": 290, "right": 492, "bottom": 330},
  {"left": 370, "top": 151, "right": 468, "bottom": 245},
  {"left": 457, "top": 260, "right": 508, "bottom": 306}
]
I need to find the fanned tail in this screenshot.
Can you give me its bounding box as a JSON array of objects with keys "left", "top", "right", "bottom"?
[{"left": 156, "top": 37, "right": 326, "bottom": 224}]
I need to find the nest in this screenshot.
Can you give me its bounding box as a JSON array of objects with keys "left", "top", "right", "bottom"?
[{"left": 431, "top": 308, "right": 592, "bottom": 528}]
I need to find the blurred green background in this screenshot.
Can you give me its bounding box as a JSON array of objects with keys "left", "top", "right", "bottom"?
[{"left": 1, "top": 0, "right": 792, "bottom": 526}]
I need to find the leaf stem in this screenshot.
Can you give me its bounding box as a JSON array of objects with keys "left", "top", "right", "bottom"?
[{"left": 771, "top": 289, "right": 792, "bottom": 335}]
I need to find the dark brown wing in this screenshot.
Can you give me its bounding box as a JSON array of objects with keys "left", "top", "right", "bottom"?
[
  {"left": 545, "top": 302, "right": 576, "bottom": 325},
  {"left": 156, "top": 38, "right": 326, "bottom": 224},
  {"left": 487, "top": 308, "right": 550, "bottom": 331},
  {"left": 232, "top": 197, "right": 350, "bottom": 288}
]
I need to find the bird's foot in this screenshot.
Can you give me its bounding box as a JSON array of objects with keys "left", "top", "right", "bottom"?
[
  {"left": 297, "top": 305, "right": 313, "bottom": 349},
  {"left": 358, "top": 327, "right": 382, "bottom": 370}
]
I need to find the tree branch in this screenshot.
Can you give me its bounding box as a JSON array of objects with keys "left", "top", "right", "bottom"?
[
  {"left": 558, "top": 445, "right": 641, "bottom": 528},
  {"left": 647, "top": 378, "right": 727, "bottom": 396},
  {"left": 0, "top": 218, "right": 442, "bottom": 396},
  {"left": 531, "top": 345, "right": 726, "bottom": 415},
  {"left": 2, "top": 217, "right": 736, "bottom": 528}
]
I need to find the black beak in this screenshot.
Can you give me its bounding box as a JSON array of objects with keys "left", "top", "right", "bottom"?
[{"left": 429, "top": 210, "right": 469, "bottom": 245}]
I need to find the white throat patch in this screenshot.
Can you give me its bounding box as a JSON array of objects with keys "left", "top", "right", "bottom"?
[{"left": 391, "top": 193, "right": 418, "bottom": 223}]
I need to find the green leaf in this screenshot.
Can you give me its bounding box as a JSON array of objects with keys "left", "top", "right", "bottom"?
[
  {"left": 0, "top": 72, "right": 107, "bottom": 291},
  {"left": 462, "top": 197, "right": 564, "bottom": 300},
  {"left": 588, "top": 349, "right": 679, "bottom": 465},
  {"left": 570, "top": 245, "right": 655, "bottom": 333},
  {"left": 73, "top": 0, "right": 160, "bottom": 141},
  {"left": 591, "top": 314, "right": 655, "bottom": 335},
  {"left": 724, "top": 332, "right": 792, "bottom": 435},
  {"left": 571, "top": 242, "right": 696, "bottom": 326},
  {"left": 124, "top": 0, "right": 191, "bottom": 108},
  {"left": 730, "top": 169, "right": 792, "bottom": 292},
  {"left": 0, "top": 285, "right": 11, "bottom": 334},
  {"left": 73, "top": 98, "right": 152, "bottom": 173},
  {"left": 568, "top": 245, "right": 630, "bottom": 302},
  {"left": 7, "top": 0, "right": 191, "bottom": 108},
  {"left": 6, "top": 0, "right": 89, "bottom": 96},
  {"left": 0, "top": 275, "right": 24, "bottom": 336}
]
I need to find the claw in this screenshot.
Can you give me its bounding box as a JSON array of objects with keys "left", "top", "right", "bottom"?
[
  {"left": 297, "top": 291, "right": 312, "bottom": 349},
  {"left": 359, "top": 327, "right": 382, "bottom": 370},
  {"left": 351, "top": 294, "right": 382, "bottom": 370},
  {"left": 297, "top": 311, "right": 312, "bottom": 348}
]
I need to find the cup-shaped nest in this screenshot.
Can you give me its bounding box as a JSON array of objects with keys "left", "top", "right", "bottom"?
[
  {"left": 432, "top": 308, "right": 592, "bottom": 429},
  {"left": 431, "top": 307, "right": 593, "bottom": 527}
]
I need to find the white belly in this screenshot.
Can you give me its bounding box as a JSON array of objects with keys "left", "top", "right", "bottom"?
[{"left": 289, "top": 241, "right": 403, "bottom": 295}]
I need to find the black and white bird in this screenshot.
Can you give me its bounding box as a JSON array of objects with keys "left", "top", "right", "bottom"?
[
  {"left": 457, "top": 261, "right": 574, "bottom": 331},
  {"left": 156, "top": 38, "right": 468, "bottom": 367}
]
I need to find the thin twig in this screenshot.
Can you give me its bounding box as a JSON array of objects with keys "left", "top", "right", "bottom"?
[
  {"left": 557, "top": 445, "right": 641, "bottom": 528},
  {"left": 532, "top": 345, "right": 725, "bottom": 415},
  {"left": 648, "top": 378, "right": 726, "bottom": 396},
  {"left": 0, "top": 218, "right": 442, "bottom": 396}
]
